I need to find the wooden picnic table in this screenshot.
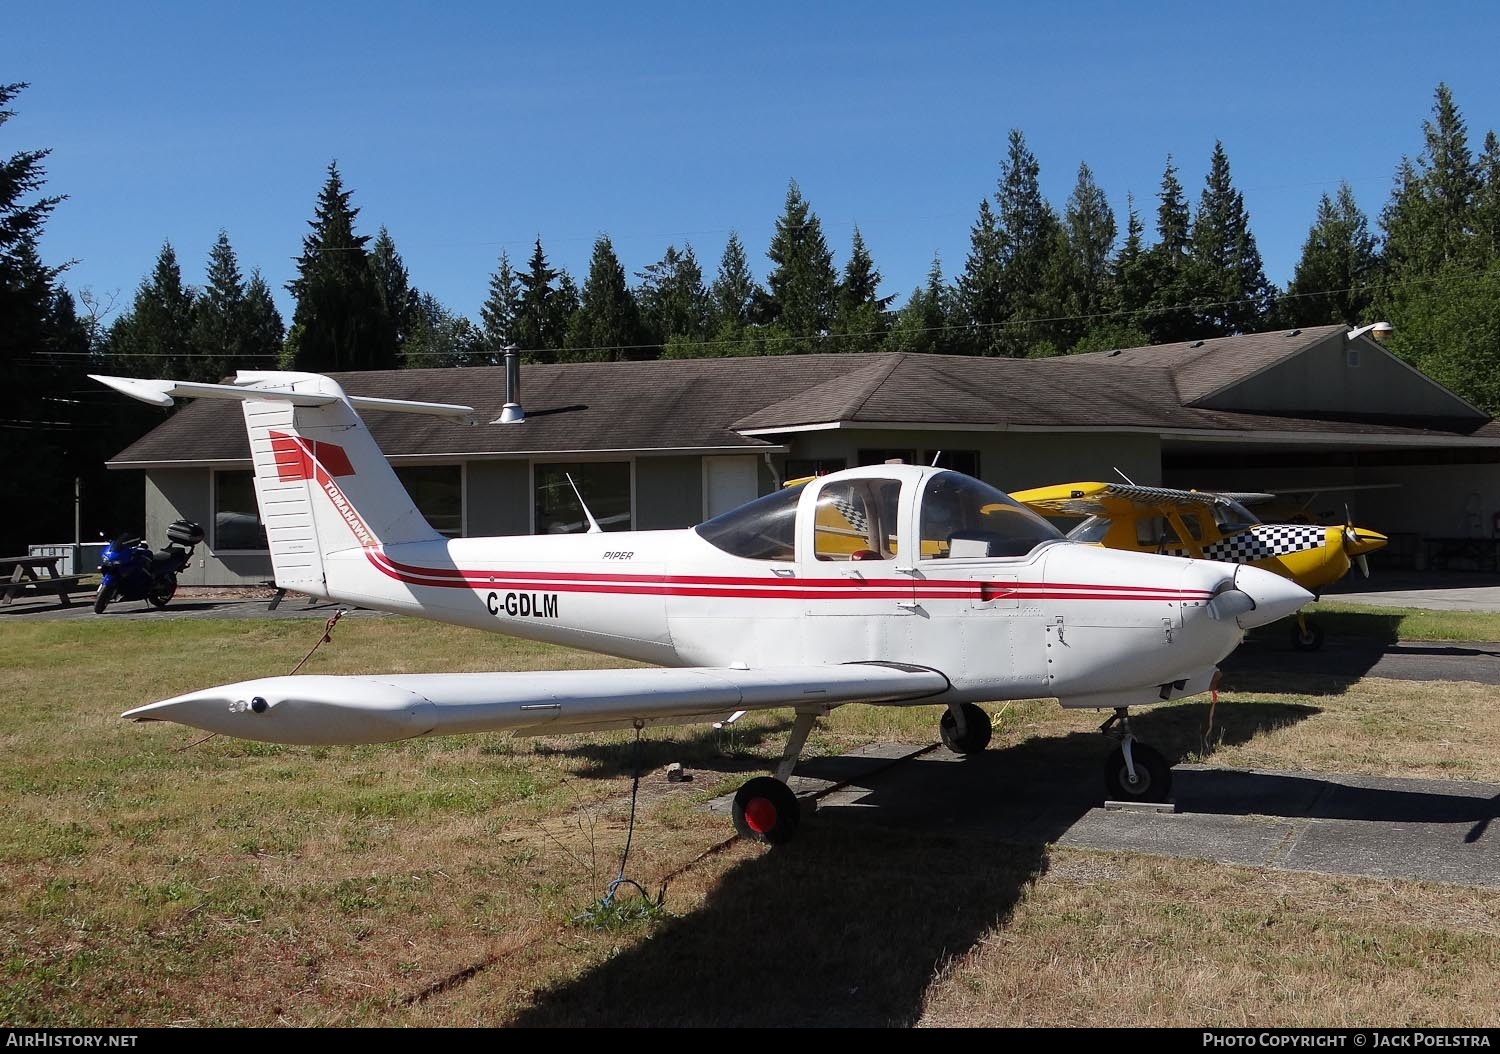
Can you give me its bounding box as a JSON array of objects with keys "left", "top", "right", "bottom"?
[{"left": 0, "top": 554, "right": 85, "bottom": 607}]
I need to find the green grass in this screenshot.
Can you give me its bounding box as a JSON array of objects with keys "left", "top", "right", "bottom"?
[
  {"left": 1258, "top": 600, "right": 1500, "bottom": 643},
  {"left": 1, "top": 614, "right": 1497, "bottom": 1026}
]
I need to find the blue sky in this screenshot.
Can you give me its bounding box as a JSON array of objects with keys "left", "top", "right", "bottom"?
[{"left": 8, "top": 2, "right": 1500, "bottom": 326}]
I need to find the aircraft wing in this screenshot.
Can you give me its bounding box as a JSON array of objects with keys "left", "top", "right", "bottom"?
[
  {"left": 1009, "top": 481, "right": 1274, "bottom": 518},
  {"left": 121, "top": 662, "right": 951, "bottom": 746}
]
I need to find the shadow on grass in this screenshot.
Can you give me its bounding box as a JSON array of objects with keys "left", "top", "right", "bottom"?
[
  {"left": 1248, "top": 609, "right": 1406, "bottom": 647},
  {"left": 508, "top": 700, "right": 1318, "bottom": 1026},
  {"left": 534, "top": 716, "right": 800, "bottom": 778},
  {"left": 510, "top": 825, "right": 1048, "bottom": 1027}
]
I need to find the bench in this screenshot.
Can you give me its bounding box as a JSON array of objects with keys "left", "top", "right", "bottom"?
[{"left": 4, "top": 573, "right": 90, "bottom": 606}]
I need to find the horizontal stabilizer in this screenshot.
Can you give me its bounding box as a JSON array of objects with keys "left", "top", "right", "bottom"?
[
  {"left": 90, "top": 374, "right": 474, "bottom": 419},
  {"left": 122, "top": 663, "right": 951, "bottom": 745}
]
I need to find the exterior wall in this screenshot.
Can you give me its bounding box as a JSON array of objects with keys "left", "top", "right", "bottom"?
[
  {"left": 782, "top": 429, "right": 1161, "bottom": 492},
  {"left": 145, "top": 468, "right": 273, "bottom": 586},
  {"left": 635, "top": 456, "right": 704, "bottom": 530},
  {"left": 1200, "top": 334, "right": 1483, "bottom": 418},
  {"left": 465, "top": 460, "right": 530, "bottom": 536}
]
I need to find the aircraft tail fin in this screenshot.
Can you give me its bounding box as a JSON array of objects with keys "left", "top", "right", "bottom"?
[{"left": 92, "top": 373, "right": 474, "bottom": 594}]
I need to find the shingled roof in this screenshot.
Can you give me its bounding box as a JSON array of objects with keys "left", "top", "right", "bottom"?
[
  {"left": 108, "top": 327, "right": 1500, "bottom": 467},
  {"left": 1067, "top": 324, "right": 1348, "bottom": 404}
]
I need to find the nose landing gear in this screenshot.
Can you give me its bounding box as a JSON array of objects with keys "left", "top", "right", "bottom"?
[{"left": 1099, "top": 707, "right": 1172, "bottom": 803}]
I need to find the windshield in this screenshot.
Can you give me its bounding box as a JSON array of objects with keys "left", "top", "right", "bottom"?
[
  {"left": 695, "top": 484, "right": 805, "bottom": 560},
  {"left": 1211, "top": 497, "right": 1261, "bottom": 533},
  {"left": 920, "top": 472, "right": 1063, "bottom": 559}
]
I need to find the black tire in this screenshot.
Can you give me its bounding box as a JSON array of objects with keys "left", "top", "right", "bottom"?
[
  {"left": 731, "top": 776, "right": 801, "bottom": 844},
  {"left": 1291, "top": 619, "right": 1325, "bottom": 652},
  {"left": 939, "top": 703, "right": 993, "bottom": 754},
  {"left": 147, "top": 574, "right": 177, "bottom": 609},
  {"left": 1103, "top": 741, "right": 1172, "bottom": 803},
  {"left": 93, "top": 583, "right": 116, "bottom": 615}
]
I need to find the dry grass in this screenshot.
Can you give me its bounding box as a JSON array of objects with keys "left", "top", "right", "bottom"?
[{"left": 2, "top": 616, "right": 1498, "bottom": 1026}]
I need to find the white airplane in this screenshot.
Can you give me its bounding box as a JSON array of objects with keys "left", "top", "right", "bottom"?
[{"left": 93, "top": 371, "right": 1311, "bottom": 843}]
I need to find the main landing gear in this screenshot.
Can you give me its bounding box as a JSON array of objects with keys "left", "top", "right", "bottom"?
[
  {"left": 1099, "top": 707, "right": 1172, "bottom": 803},
  {"left": 940, "top": 701, "right": 993, "bottom": 755},
  {"left": 731, "top": 708, "right": 819, "bottom": 844}
]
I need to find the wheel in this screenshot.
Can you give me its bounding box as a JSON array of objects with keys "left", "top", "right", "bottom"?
[
  {"left": 939, "top": 703, "right": 993, "bottom": 754},
  {"left": 147, "top": 574, "right": 177, "bottom": 609},
  {"left": 1290, "top": 619, "right": 1325, "bottom": 652},
  {"left": 731, "top": 776, "right": 801, "bottom": 844},
  {"left": 1103, "top": 741, "right": 1172, "bottom": 803},
  {"left": 93, "top": 583, "right": 116, "bottom": 614}
]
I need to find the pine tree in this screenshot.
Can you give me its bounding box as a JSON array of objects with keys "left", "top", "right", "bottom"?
[
  {"left": 1475, "top": 130, "right": 1500, "bottom": 260},
  {"left": 992, "top": 131, "right": 1071, "bottom": 355},
  {"left": 513, "top": 238, "right": 560, "bottom": 361},
  {"left": 1383, "top": 84, "right": 1482, "bottom": 279},
  {"left": 885, "top": 254, "right": 952, "bottom": 355},
  {"left": 637, "top": 243, "right": 709, "bottom": 352},
  {"left": 191, "top": 231, "right": 247, "bottom": 381},
  {"left": 563, "top": 235, "right": 644, "bottom": 362},
  {"left": 283, "top": 162, "right": 394, "bottom": 371},
  {"left": 402, "top": 292, "right": 483, "bottom": 369},
  {"left": 242, "top": 270, "right": 285, "bottom": 364},
  {"left": 0, "top": 82, "right": 67, "bottom": 396},
  {"left": 109, "top": 242, "right": 199, "bottom": 379},
  {"left": 1063, "top": 162, "right": 1118, "bottom": 334},
  {"left": 1138, "top": 157, "right": 1200, "bottom": 343},
  {"left": 832, "top": 226, "right": 891, "bottom": 351},
  {"left": 764, "top": 180, "right": 837, "bottom": 351},
  {"left": 1190, "top": 141, "right": 1275, "bottom": 334},
  {"left": 479, "top": 250, "right": 521, "bottom": 358},
  {"left": 710, "top": 232, "right": 756, "bottom": 327},
  {"left": 370, "top": 227, "right": 416, "bottom": 357},
  {"left": 956, "top": 197, "right": 1004, "bottom": 355},
  {"left": 1282, "top": 183, "right": 1378, "bottom": 327}
]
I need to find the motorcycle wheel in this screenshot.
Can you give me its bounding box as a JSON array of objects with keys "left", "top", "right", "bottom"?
[
  {"left": 147, "top": 574, "right": 178, "bottom": 609},
  {"left": 93, "top": 583, "right": 117, "bottom": 614}
]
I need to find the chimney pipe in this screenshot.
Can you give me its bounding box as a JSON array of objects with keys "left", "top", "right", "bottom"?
[{"left": 497, "top": 344, "right": 525, "bottom": 424}]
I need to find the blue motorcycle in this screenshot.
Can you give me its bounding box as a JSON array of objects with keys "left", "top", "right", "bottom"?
[{"left": 94, "top": 519, "right": 203, "bottom": 614}]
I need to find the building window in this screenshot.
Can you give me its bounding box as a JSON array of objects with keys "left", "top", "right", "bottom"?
[
  {"left": 925, "top": 450, "right": 980, "bottom": 477},
  {"left": 213, "top": 471, "right": 268, "bottom": 551},
  {"left": 534, "top": 462, "right": 632, "bottom": 534},
  {"left": 858, "top": 448, "right": 916, "bottom": 467},
  {"left": 395, "top": 465, "right": 463, "bottom": 538},
  {"left": 785, "top": 457, "right": 847, "bottom": 481}
]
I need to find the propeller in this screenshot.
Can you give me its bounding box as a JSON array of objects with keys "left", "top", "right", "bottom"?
[{"left": 1340, "top": 502, "right": 1387, "bottom": 577}]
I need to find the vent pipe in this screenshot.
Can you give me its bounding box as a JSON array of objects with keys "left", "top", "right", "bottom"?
[{"left": 496, "top": 344, "right": 525, "bottom": 424}]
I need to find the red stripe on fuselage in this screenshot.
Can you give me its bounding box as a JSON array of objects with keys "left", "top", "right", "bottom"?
[{"left": 362, "top": 550, "right": 1209, "bottom": 603}]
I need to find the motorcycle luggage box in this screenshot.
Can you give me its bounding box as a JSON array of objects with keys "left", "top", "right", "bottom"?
[{"left": 167, "top": 519, "right": 204, "bottom": 546}]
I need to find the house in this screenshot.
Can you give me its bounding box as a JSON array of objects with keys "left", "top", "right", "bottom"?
[{"left": 107, "top": 324, "right": 1500, "bottom": 585}]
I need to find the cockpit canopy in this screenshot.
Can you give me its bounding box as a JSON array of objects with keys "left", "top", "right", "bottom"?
[{"left": 695, "top": 470, "right": 1063, "bottom": 562}]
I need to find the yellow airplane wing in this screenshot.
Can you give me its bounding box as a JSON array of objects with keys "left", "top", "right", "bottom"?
[{"left": 1009, "top": 482, "right": 1275, "bottom": 519}]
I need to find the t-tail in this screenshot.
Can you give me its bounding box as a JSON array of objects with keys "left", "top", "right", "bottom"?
[{"left": 91, "top": 372, "right": 474, "bottom": 601}]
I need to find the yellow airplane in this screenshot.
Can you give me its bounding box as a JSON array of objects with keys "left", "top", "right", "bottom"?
[{"left": 1009, "top": 482, "right": 1387, "bottom": 651}]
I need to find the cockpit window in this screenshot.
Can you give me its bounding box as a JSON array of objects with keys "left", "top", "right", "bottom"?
[
  {"left": 696, "top": 483, "right": 804, "bottom": 560},
  {"left": 814, "top": 478, "right": 902, "bottom": 560},
  {"left": 920, "top": 473, "right": 1063, "bottom": 559}
]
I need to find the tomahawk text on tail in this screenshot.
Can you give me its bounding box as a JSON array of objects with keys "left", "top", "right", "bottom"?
[{"left": 97, "top": 371, "right": 1311, "bottom": 841}]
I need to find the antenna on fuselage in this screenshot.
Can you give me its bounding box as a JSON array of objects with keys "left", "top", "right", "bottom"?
[
  {"left": 1113, "top": 466, "right": 1138, "bottom": 486},
  {"left": 566, "top": 473, "right": 604, "bottom": 534},
  {"left": 930, "top": 450, "right": 943, "bottom": 467}
]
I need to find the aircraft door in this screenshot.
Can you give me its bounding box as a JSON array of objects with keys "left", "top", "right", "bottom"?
[{"left": 797, "top": 474, "right": 917, "bottom": 614}]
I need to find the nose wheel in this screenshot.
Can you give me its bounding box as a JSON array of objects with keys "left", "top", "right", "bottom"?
[{"left": 1099, "top": 708, "right": 1172, "bottom": 803}]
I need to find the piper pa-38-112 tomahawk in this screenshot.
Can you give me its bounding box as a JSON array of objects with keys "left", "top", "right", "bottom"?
[{"left": 93, "top": 371, "right": 1311, "bottom": 843}]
